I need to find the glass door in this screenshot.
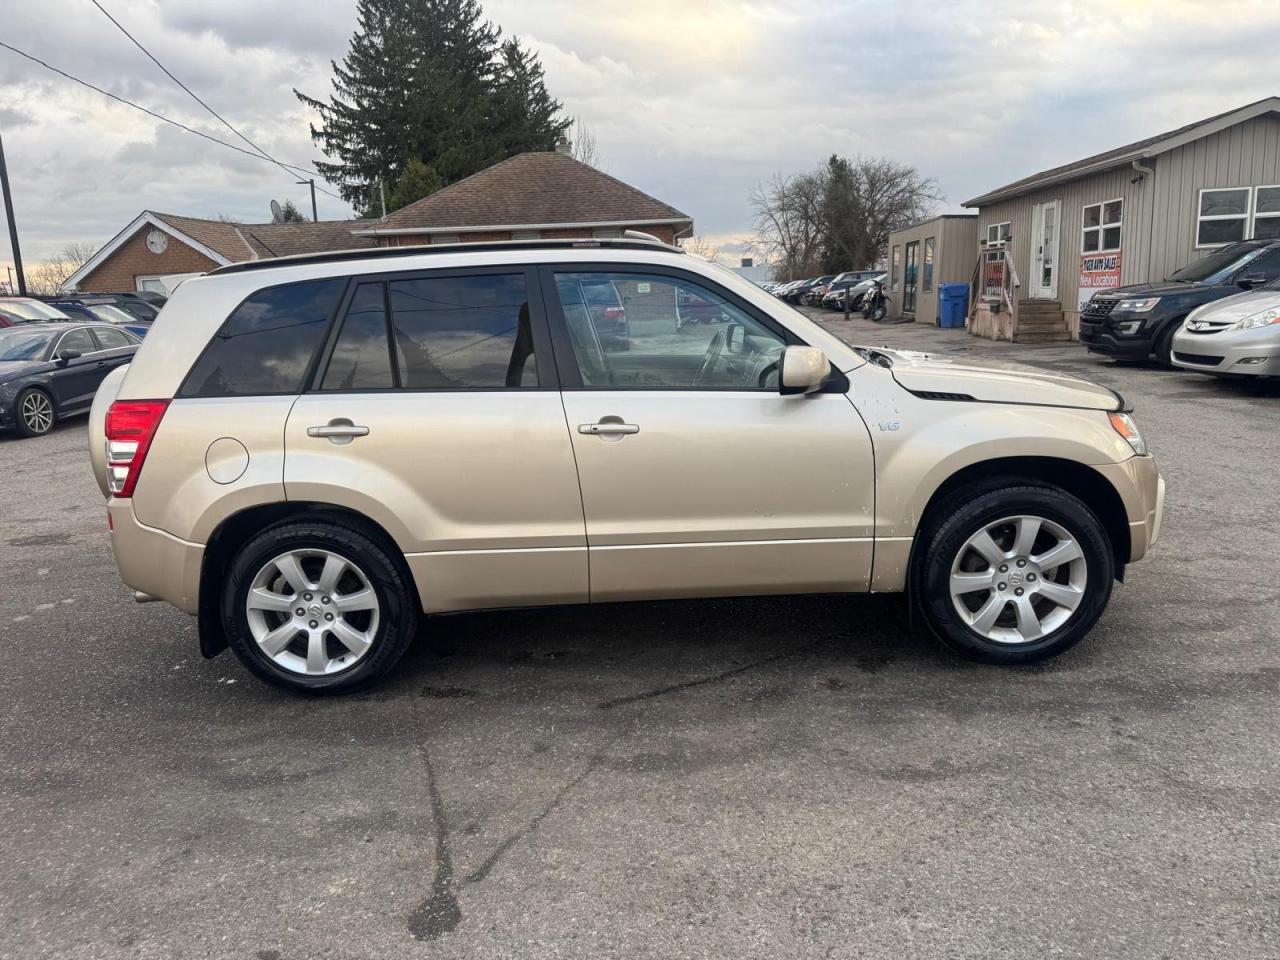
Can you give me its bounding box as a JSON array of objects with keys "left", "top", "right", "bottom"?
[
  {"left": 1032, "top": 201, "right": 1060, "bottom": 298},
  {"left": 903, "top": 241, "right": 919, "bottom": 314}
]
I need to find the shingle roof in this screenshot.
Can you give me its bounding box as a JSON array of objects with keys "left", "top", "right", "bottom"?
[
  {"left": 363, "top": 151, "right": 692, "bottom": 233},
  {"left": 964, "top": 96, "right": 1280, "bottom": 207},
  {"left": 150, "top": 212, "right": 374, "bottom": 262}
]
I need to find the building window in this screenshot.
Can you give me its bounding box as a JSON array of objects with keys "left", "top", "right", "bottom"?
[
  {"left": 1082, "top": 199, "right": 1123, "bottom": 253},
  {"left": 986, "top": 222, "right": 1011, "bottom": 244},
  {"left": 1197, "top": 188, "right": 1251, "bottom": 247},
  {"left": 593, "top": 227, "right": 623, "bottom": 239},
  {"left": 923, "top": 237, "right": 935, "bottom": 292},
  {"left": 431, "top": 233, "right": 460, "bottom": 245},
  {"left": 1253, "top": 186, "right": 1280, "bottom": 240}
]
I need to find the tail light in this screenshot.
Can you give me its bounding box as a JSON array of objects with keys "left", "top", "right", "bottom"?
[{"left": 105, "top": 400, "right": 168, "bottom": 497}]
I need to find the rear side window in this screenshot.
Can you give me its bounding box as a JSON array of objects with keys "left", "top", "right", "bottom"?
[
  {"left": 322, "top": 283, "right": 394, "bottom": 390},
  {"left": 93, "top": 326, "right": 133, "bottom": 350},
  {"left": 388, "top": 273, "right": 536, "bottom": 389},
  {"left": 179, "top": 278, "right": 345, "bottom": 398}
]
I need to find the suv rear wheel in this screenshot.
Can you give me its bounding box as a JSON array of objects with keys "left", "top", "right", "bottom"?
[
  {"left": 915, "top": 481, "right": 1114, "bottom": 664},
  {"left": 221, "top": 519, "right": 419, "bottom": 694}
]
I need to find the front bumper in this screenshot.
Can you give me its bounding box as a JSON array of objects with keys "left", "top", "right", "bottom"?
[
  {"left": 1078, "top": 311, "right": 1157, "bottom": 358},
  {"left": 107, "top": 499, "right": 204, "bottom": 615},
  {"left": 1171, "top": 327, "right": 1280, "bottom": 376},
  {"left": 1093, "top": 455, "right": 1164, "bottom": 563}
]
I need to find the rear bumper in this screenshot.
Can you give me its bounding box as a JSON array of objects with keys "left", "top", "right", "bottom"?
[{"left": 107, "top": 499, "right": 203, "bottom": 615}]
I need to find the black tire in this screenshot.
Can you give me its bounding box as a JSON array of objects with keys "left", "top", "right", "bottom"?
[
  {"left": 1153, "top": 322, "right": 1178, "bottom": 368},
  {"left": 14, "top": 387, "right": 54, "bottom": 438},
  {"left": 221, "top": 519, "right": 419, "bottom": 694},
  {"left": 914, "top": 480, "right": 1114, "bottom": 664}
]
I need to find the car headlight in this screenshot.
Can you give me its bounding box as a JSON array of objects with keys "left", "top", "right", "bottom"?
[
  {"left": 1108, "top": 411, "right": 1147, "bottom": 456},
  {"left": 1231, "top": 306, "right": 1280, "bottom": 330},
  {"left": 1117, "top": 297, "right": 1160, "bottom": 312}
]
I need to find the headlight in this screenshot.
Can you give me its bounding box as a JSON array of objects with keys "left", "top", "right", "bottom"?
[
  {"left": 1117, "top": 297, "right": 1161, "bottom": 312},
  {"left": 1108, "top": 411, "right": 1147, "bottom": 456},
  {"left": 1231, "top": 306, "right": 1280, "bottom": 330}
]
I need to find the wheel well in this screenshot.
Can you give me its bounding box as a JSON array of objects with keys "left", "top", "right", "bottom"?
[
  {"left": 196, "top": 502, "right": 416, "bottom": 658},
  {"left": 913, "top": 457, "right": 1130, "bottom": 583}
]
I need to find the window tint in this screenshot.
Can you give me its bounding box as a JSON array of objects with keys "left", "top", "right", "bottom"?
[
  {"left": 322, "top": 283, "right": 394, "bottom": 390},
  {"left": 1243, "top": 249, "right": 1280, "bottom": 281},
  {"left": 93, "top": 326, "right": 133, "bottom": 350},
  {"left": 388, "top": 273, "right": 537, "bottom": 389},
  {"left": 553, "top": 271, "right": 786, "bottom": 390},
  {"left": 56, "top": 328, "right": 96, "bottom": 356},
  {"left": 180, "top": 278, "right": 344, "bottom": 398}
]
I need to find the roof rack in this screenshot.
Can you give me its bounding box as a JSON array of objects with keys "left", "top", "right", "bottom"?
[{"left": 208, "top": 235, "right": 685, "bottom": 277}]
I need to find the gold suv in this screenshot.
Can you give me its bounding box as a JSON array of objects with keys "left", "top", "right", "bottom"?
[{"left": 90, "top": 238, "right": 1164, "bottom": 693}]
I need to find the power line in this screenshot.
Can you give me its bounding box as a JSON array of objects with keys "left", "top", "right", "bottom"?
[
  {"left": 88, "top": 0, "right": 335, "bottom": 205},
  {"left": 0, "top": 38, "right": 345, "bottom": 204}
]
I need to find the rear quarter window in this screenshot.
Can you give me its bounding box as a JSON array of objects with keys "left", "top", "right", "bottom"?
[{"left": 178, "top": 278, "right": 346, "bottom": 398}]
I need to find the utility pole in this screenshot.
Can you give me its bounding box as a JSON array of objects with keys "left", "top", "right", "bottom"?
[
  {"left": 296, "top": 179, "right": 318, "bottom": 222},
  {"left": 0, "top": 127, "right": 26, "bottom": 296},
  {"left": 379, "top": 178, "right": 387, "bottom": 220}
]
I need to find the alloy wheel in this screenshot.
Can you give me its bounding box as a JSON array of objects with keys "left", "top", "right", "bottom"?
[
  {"left": 949, "top": 514, "right": 1087, "bottom": 644},
  {"left": 245, "top": 549, "right": 380, "bottom": 675},
  {"left": 20, "top": 392, "right": 53, "bottom": 434}
]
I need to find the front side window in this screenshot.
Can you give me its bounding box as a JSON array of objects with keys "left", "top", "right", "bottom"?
[
  {"left": 179, "top": 278, "right": 345, "bottom": 398},
  {"left": 1083, "top": 199, "right": 1123, "bottom": 253},
  {"left": 56, "top": 328, "right": 96, "bottom": 357},
  {"left": 1197, "top": 188, "right": 1250, "bottom": 247},
  {"left": 388, "top": 273, "right": 537, "bottom": 389},
  {"left": 553, "top": 271, "right": 786, "bottom": 390}
]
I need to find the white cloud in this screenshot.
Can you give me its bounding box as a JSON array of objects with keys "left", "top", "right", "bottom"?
[{"left": 1, "top": 0, "right": 1278, "bottom": 281}]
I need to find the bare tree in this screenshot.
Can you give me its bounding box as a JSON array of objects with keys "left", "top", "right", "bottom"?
[
  {"left": 751, "top": 155, "right": 940, "bottom": 278},
  {"left": 24, "top": 241, "right": 97, "bottom": 295},
  {"left": 571, "top": 117, "right": 602, "bottom": 169},
  {"left": 681, "top": 235, "right": 720, "bottom": 260}
]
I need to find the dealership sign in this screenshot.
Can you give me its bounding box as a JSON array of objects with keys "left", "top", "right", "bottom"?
[{"left": 1078, "top": 251, "right": 1122, "bottom": 310}]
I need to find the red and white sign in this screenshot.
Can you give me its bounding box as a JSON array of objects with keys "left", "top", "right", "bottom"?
[{"left": 1078, "top": 251, "right": 1122, "bottom": 310}]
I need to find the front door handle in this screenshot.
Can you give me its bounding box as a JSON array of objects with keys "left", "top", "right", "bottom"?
[
  {"left": 578, "top": 418, "right": 639, "bottom": 440},
  {"left": 307, "top": 418, "right": 369, "bottom": 445}
]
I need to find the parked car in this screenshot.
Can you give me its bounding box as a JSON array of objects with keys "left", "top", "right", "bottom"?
[
  {"left": 842, "top": 273, "right": 888, "bottom": 311},
  {"left": 47, "top": 298, "right": 152, "bottom": 339},
  {"left": 799, "top": 275, "right": 837, "bottom": 306},
  {"left": 1170, "top": 281, "right": 1280, "bottom": 377},
  {"left": 782, "top": 278, "right": 821, "bottom": 304},
  {"left": 772, "top": 280, "right": 800, "bottom": 299},
  {"left": 1079, "top": 239, "right": 1280, "bottom": 365},
  {"left": 0, "top": 321, "right": 139, "bottom": 437},
  {"left": 578, "top": 278, "right": 628, "bottom": 344},
  {"left": 48, "top": 292, "right": 162, "bottom": 322},
  {"left": 820, "top": 276, "right": 878, "bottom": 309},
  {"left": 0, "top": 297, "right": 73, "bottom": 325},
  {"left": 90, "top": 236, "right": 1162, "bottom": 694}
]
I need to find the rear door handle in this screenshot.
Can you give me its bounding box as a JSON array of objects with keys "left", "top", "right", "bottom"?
[{"left": 307, "top": 419, "right": 369, "bottom": 445}]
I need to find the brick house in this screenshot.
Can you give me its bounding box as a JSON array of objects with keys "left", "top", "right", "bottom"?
[
  {"left": 66, "top": 147, "right": 692, "bottom": 294},
  {"left": 354, "top": 146, "right": 694, "bottom": 247}
]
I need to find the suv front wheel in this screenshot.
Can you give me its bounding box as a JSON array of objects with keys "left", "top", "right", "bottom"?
[
  {"left": 221, "top": 519, "right": 419, "bottom": 693},
  {"left": 915, "top": 482, "right": 1114, "bottom": 664}
]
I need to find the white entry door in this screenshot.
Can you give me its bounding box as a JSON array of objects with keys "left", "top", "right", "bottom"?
[{"left": 1031, "top": 200, "right": 1060, "bottom": 299}]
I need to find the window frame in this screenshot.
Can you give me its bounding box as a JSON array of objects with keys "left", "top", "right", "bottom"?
[
  {"left": 308, "top": 264, "right": 559, "bottom": 394},
  {"left": 537, "top": 262, "right": 840, "bottom": 394},
  {"left": 1082, "top": 197, "right": 1123, "bottom": 254},
  {"left": 1196, "top": 187, "right": 1253, "bottom": 249},
  {"left": 1252, "top": 184, "right": 1280, "bottom": 241},
  {"left": 986, "top": 222, "right": 1011, "bottom": 244}
]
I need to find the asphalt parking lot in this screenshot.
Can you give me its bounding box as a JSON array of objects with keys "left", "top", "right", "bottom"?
[{"left": 3, "top": 309, "right": 1280, "bottom": 959}]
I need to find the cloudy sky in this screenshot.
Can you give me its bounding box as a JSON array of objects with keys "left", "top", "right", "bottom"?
[{"left": 2, "top": 0, "right": 1279, "bottom": 280}]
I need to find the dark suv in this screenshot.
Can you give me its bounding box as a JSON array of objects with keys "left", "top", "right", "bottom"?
[{"left": 1080, "top": 240, "right": 1280, "bottom": 365}]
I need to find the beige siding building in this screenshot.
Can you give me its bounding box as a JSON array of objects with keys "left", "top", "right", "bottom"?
[
  {"left": 885, "top": 215, "right": 977, "bottom": 323},
  {"left": 962, "top": 97, "right": 1280, "bottom": 341}
]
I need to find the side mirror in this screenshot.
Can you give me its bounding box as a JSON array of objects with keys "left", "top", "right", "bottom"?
[
  {"left": 1238, "top": 273, "right": 1267, "bottom": 290},
  {"left": 780, "top": 345, "right": 830, "bottom": 395},
  {"left": 55, "top": 350, "right": 81, "bottom": 365}
]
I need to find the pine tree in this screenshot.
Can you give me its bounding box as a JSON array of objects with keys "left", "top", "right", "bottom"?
[{"left": 296, "top": 0, "right": 569, "bottom": 217}]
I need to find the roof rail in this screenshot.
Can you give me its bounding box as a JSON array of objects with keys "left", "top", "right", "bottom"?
[{"left": 208, "top": 235, "right": 685, "bottom": 277}]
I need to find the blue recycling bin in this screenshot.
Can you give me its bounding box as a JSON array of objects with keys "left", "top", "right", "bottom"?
[{"left": 938, "top": 283, "right": 969, "bottom": 328}]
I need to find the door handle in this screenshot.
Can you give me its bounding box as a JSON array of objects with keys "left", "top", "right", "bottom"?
[
  {"left": 578, "top": 419, "right": 639, "bottom": 439},
  {"left": 307, "top": 419, "right": 369, "bottom": 445}
]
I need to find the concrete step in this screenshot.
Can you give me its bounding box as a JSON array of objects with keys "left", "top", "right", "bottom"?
[
  {"left": 1018, "top": 306, "right": 1065, "bottom": 318},
  {"left": 1014, "top": 330, "right": 1072, "bottom": 343},
  {"left": 1017, "top": 317, "right": 1066, "bottom": 329},
  {"left": 1018, "top": 299, "right": 1062, "bottom": 309}
]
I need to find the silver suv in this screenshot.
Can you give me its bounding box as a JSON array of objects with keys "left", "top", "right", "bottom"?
[{"left": 91, "top": 237, "right": 1164, "bottom": 693}]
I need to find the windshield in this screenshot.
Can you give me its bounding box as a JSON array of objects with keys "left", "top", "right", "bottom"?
[
  {"left": 0, "top": 329, "right": 55, "bottom": 360},
  {"left": 89, "top": 303, "right": 142, "bottom": 325},
  {"left": 1167, "top": 244, "right": 1265, "bottom": 283},
  {"left": 0, "top": 299, "right": 68, "bottom": 321}
]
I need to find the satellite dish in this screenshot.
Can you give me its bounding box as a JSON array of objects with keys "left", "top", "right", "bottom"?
[{"left": 270, "top": 199, "right": 284, "bottom": 223}]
